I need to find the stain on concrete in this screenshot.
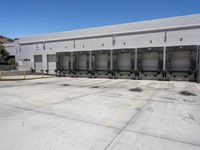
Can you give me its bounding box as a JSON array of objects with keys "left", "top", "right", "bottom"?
[
  {"left": 161, "top": 96, "right": 176, "bottom": 101},
  {"left": 183, "top": 114, "right": 196, "bottom": 121},
  {"left": 35, "top": 82, "right": 49, "bottom": 85},
  {"left": 182, "top": 99, "right": 196, "bottom": 103},
  {"left": 179, "top": 90, "right": 196, "bottom": 96},
  {"left": 188, "top": 114, "right": 195, "bottom": 121},
  {"left": 112, "top": 93, "right": 123, "bottom": 96},
  {"left": 62, "top": 84, "right": 70, "bottom": 86},
  {"left": 129, "top": 87, "right": 143, "bottom": 92},
  {"left": 146, "top": 107, "right": 154, "bottom": 112},
  {"left": 135, "top": 108, "right": 142, "bottom": 111},
  {"left": 162, "top": 88, "right": 170, "bottom": 90},
  {"left": 90, "top": 86, "right": 100, "bottom": 88}
]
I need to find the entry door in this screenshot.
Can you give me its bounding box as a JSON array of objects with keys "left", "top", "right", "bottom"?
[
  {"left": 34, "top": 55, "right": 43, "bottom": 72},
  {"left": 47, "top": 54, "right": 56, "bottom": 74}
]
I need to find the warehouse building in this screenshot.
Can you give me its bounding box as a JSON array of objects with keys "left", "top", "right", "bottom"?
[{"left": 4, "top": 14, "right": 200, "bottom": 82}]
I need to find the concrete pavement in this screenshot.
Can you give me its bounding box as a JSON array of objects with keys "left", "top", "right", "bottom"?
[{"left": 0, "top": 77, "right": 200, "bottom": 150}]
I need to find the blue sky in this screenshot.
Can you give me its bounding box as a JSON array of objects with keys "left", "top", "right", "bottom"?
[{"left": 0, "top": 0, "right": 200, "bottom": 38}]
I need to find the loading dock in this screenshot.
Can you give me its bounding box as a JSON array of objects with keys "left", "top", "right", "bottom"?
[
  {"left": 56, "top": 52, "right": 72, "bottom": 76},
  {"left": 137, "top": 47, "right": 163, "bottom": 80},
  {"left": 166, "top": 46, "right": 197, "bottom": 81},
  {"left": 73, "top": 51, "right": 90, "bottom": 77},
  {"left": 55, "top": 46, "right": 198, "bottom": 81},
  {"left": 113, "top": 49, "right": 135, "bottom": 79},
  {"left": 93, "top": 50, "right": 112, "bottom": 78}
]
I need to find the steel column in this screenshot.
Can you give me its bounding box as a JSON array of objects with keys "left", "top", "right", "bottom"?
[
  {"left": 134, "top": 48, "right": 138, "bottom": 71},
  {"left": 71, "top": 52, "right": 73, "bottom": 71},
  {"left": 197, "top": 45, "right": 200, "bottom": 82},
  {"left": 110, "top": 50, "right": 113, "bottom": 70},
  {"left": 163, "top": 47, "right": 166, "bottom": 71},
  {"left": 89, "top": 51, "right": 92, "bottom": 70}
]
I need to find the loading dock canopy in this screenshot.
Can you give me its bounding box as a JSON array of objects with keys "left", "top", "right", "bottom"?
[{"left": 54, "top": 45, "right": 199, "bottom": 81}]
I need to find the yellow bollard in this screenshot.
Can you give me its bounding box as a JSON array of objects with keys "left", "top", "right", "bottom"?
[{"left": 23, "top": 71, "right": 26, "bottom": 80}]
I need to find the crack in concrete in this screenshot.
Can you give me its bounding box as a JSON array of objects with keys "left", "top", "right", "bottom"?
[
  {"left": 0, "top": 103, "right": 121, "bottom": 131},
  {"left": 126, "top": 130, "right": 200, "bottom": 148},
  {"left": 103, "top": 91, "right": 157, "bottom": 150}
]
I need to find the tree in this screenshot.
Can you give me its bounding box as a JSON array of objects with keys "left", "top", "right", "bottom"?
[
  {"left": 8, "top": 58, "right": 18, "bottom": 69},
  {"left": 0, "top": 45, "right": 9, "bottom": 60}
]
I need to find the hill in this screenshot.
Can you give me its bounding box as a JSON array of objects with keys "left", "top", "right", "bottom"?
[{"left": 0, "top": 35, "right": 14, "bottom": 44}]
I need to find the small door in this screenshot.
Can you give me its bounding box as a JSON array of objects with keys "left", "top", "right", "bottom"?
[
  {"left": 34, "top": 55, "right": 43, "bottom": 72},
  {"left": 47, "top": 54, "right": 56, "bottom": 74}
]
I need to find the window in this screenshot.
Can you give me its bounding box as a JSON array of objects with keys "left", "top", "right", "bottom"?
[
  {"left": 180, "top": 38, "right": 183, "bottom": 41},
  {"left": 150, "top": 40, "right": 152, "bottom": 43}
]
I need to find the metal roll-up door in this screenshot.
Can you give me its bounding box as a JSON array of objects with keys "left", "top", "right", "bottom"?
[
  {"left": 118, "top": 53, "right": 131, "bottom": 71},
  {"left": 78, "top": 54, "right": 88, "bottom": 70},
  {"left": 47, "top": 54, "right": 56, "bottom": 74},
  {"left": 171, "top": 51, "right": 191, "bottom": 72},
  {"left": 142, "top": 52, "right": 159, "bottom": 71},
  {"left": 97, "top": 54, "right": 108, "bottom": 70},
  {"left": 34, "top": 55, "right": 43, "bottom": 72},
  {"left": 63, "top": 55, "right": 70, "bottom": 70}
]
